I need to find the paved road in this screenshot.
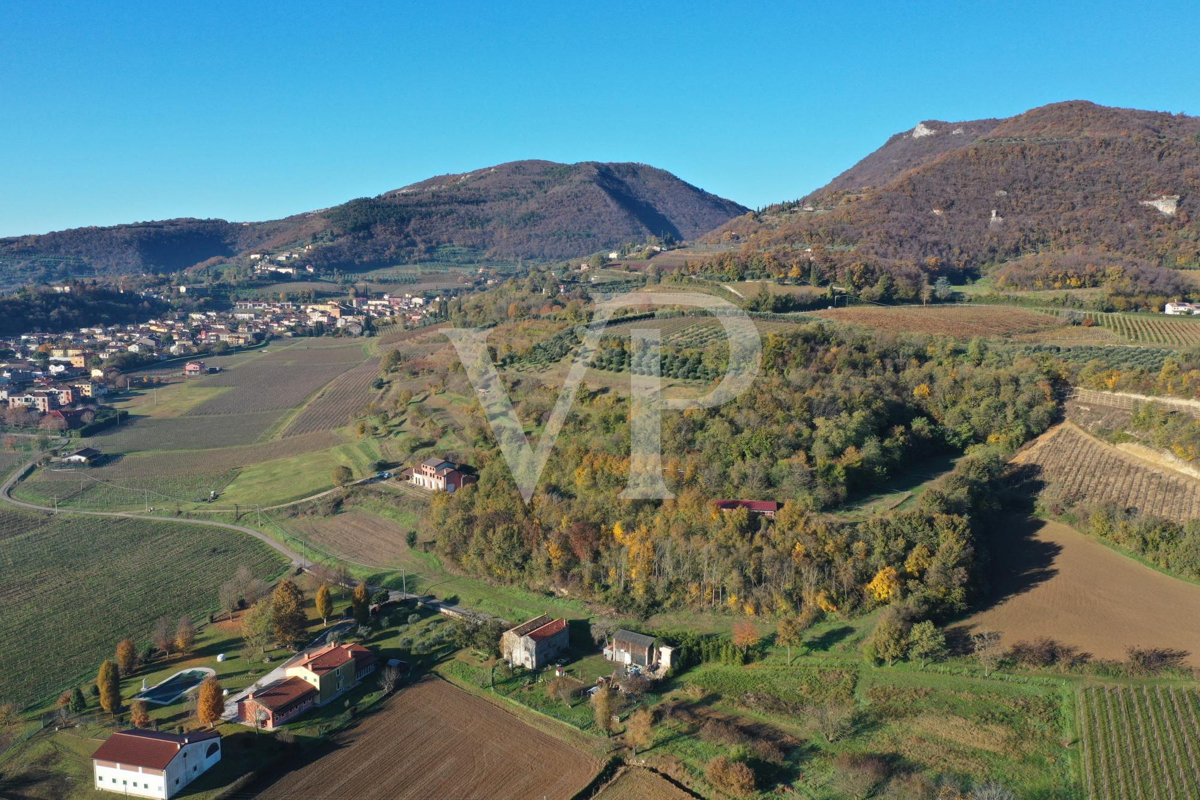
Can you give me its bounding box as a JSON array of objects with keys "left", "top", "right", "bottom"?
[{"left": 0, "top": 453, "right": 312, "bottom": 569}]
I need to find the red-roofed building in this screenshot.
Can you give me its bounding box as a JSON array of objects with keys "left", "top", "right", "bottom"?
[
  {"left": 286, "top": 642, "right": 377, "bottom": 705},
  {"left": 236, "top": 676, "right": 317, "bottom": 731},
  {"left": 714, "top": 499, "right": 781, "bottom": 519},
  {"left": 500, "top": 615, "right": 570, "bottom": 669},
  {"left": 92, "top": 729, "right": 221, "bottom": 798}
]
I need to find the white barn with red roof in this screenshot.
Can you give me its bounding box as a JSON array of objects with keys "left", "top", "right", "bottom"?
[{"left": 92, "top": 729, "right": 221, "bottom": 799}]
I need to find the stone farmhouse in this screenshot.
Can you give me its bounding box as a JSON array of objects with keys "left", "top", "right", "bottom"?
[{"left": 500, "top": 615, "right": 570, "bottom": 669}]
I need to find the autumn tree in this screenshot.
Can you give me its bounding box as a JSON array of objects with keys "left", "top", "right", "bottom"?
[
  {"left": 332, "top": 465, "right": 354, "bottom": 486},
  {"left": 625, "top": 707, "right": 655, "bottom": 754},
  {"left": 706, "top": 756, "right": 756, "bottom": 796},
  {"left": 97, "top": 660, "right": 121, "bottom": 716},
  {"left": 908, "top": 621, "right": 947, "bottom": 668},
  {"left": 241, "top": 598, "right": 274, "bottom": 659},
  {"left": 731, "top": 620, "right": 761, "bottom": 658},
  {"left": 776, "top": 610, "right": 818, "bottom": 665},
  {"left": 115, "top": 638, "right": 138, "bottom": 676},
  {"left": 175, "top": 616, "right": 196, "bottom": 655},
  {"left": 271, "top": 579, "right": 307, "bottom": 648},
  {"left": 196, "top": 677, "right": 224, "bottom": 729},
  {"left": 352, "top": 581, "right": 370, "bottom": 625},
  {"left": 217, "top": 580, "right": 241, "bottom": 621},
  {"left": 590, "top": 687, "right": 614, "bottom": 736},
  {"left": 152, "top": 617, "right": 174, "bottom": 659},
  {"left": 129, "top": 699, "right": 150, "bottom": 728},
  {"left": 316, "top": 584, "right": 334, "bottom": 626}
]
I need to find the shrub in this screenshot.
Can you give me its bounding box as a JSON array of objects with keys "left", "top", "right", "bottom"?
[{"left": 706, "top": 756, "right": 756, "bottom": 796}]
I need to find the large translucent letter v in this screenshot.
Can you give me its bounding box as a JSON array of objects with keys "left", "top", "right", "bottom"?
[{"left": 444, "top": 291, "right": 761, "bottom": 503}]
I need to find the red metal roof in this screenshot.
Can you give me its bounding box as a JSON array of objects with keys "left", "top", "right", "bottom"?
[
  {"left": 92, "top": 729, "right": 219, "bottom": 770},
  {"left": 714, "top": 500, "right": 780, "bottom": 513},
  {"left": 527, "top": 618, "right": 568, "bottom": 642}
]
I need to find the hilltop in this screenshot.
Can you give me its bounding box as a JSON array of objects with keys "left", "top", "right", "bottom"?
[
  {"left": 0, "top": 160, "right": 746, "bottom": 284},
  {"left": 708, "top": 101, "right": 1200, "bottom": 294}
]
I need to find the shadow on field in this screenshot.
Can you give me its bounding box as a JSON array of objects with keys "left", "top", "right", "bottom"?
[{"left": 973, "top": 514, "right": 1062, "bottom": 612}]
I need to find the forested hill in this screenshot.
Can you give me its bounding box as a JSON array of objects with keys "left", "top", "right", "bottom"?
[
  {"left": 0, "top": 161, "right": 746, "bottom": 284},
  {"left": 709, "top": 101, "right": 1200, "bottom": 278}
]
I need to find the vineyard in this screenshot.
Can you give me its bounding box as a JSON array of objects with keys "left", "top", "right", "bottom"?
[
  {"left": 185, "top": 361, "right": 356, "bottom": 415},
  {"left": 1085, "top": 312, "right": 1200, "bottom": 348},
  {"left": 1079, "top": 685, "right": 1200, "bottom": 799},
  {"left": 13, "top": 466, "right": 241, "bottom": 510},
  {"left": 86, "top": 410, "right": 286, "bottom": 451},
  {"left": 283, "top": 356, "right": 382, "bottom": 436},
  {"left": 1013, "top": 424, "right": 1200, "bottom": 524},
  {"left": 814, "top": 304, "right": 1061, "bottom": 337},
  {"left": 0, "top": 511, "right": 286, "bottom": 706}
]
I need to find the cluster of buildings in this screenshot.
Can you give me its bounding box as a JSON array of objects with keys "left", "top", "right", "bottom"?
[
  {"left": 235, "top": 642, "right": 377, "bottom": 731},
  {"left": 231, "top": 291, "right": 435, "bottom": 336},
  {"left": 1165, "top": 301, "right": 1200, "bottom": 316}
]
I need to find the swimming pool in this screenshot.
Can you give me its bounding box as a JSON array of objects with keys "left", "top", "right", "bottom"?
[{"left": 137, "top": 668, "right": 214, "bottom": 705}]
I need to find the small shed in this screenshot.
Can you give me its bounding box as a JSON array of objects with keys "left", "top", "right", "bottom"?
[{"left": 605, "top": 629, "right": 658, "bottom": 667}]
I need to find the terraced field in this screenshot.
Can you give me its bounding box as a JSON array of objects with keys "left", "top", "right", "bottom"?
[
  {"left": 1014, "top": 423, "right": 1200, "bottom": 523},
  {"left": 1079, "top": 685, "right": 1200, "bottom": 799}
]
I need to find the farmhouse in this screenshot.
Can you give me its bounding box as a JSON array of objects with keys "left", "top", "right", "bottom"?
[
  {"left": 714, "top": 499, "right": 780, "bottom": 519},
  {"left": 286, "top": 642, "right": 377, "bottom": 704},
  {"left": 604, "top": 629, "right": 674, "bottom": 673},
  {"left": 500, "top": 615, "right": 570, "bottom": 669},
  {"left": 1165, "top": 302, "right": 1200, "bottom": 316},
  {"left": 92, "top": 729, "right": 221, "bottom": 799},
  {"left": 61, "top": 447, "right": 102, "bottom": 465},
  {"left": 237, "top": 642, "right": 376, "bottom": 729},
  {"left": 184, "top": 361, "right": 206, "bottom": 377},
  {"left": 404, "top": 457, "right": 477, "bottom": 493}
]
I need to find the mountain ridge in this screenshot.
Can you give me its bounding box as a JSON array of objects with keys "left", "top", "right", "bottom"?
[{"left": 0, "top": 160, "right": 747, "bottom": 284}]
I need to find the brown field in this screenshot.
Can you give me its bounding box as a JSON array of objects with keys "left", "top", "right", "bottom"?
[
  {"left": 595, "top": 767, "right": 694, "bottom": 800},
  {"left": 813, "top": 304, "right": 1061, "bottom": 338},
  {"left": 257, "top": 339, "right": 367, "bottom": 364},
  {"left": 256, "top": 678, "right": 601, "bottom": 800},
  {"left": 377, "top": 321, "right": 449, "bottom": 346},
  {"left": 285, "top": 509, "right": 408, "bottom": 566},
  {"left": 284, "top": 356, "right": 383, "bottom": 436},
  {"left": 958, "top": 516, "right": 1200, "bottom": 663},
  {"left": 1014, "top": 423, "right": 1200, "bottom": 523}
]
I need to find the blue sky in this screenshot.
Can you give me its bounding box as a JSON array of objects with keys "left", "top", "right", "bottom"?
[{"left": 3, "top": 0, "right": 1198, "bottom": 236}]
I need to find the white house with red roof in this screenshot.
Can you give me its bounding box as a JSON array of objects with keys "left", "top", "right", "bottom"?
[
  {"left": 714, "top": 499, "right": 781, "bottom": 519},
  {"left": 499, "top": 615, "right": 570, "bottom": 669},
  {"left": 92, "top": 729, "right": 221, "bottom": 799},
  {"left": 404, "top": 456, "right": 477, "bottom": 493}
]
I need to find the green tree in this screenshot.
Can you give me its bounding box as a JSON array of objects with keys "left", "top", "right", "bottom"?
[
  {"left": 271, "top": 579, "right": 307, "bottom": 648},
  {"left": 867, "top": 610, "right": 910, "bottom": 666},
  {"left": 907, "top": 621, "right": 947, "bottom": 668},
  {"left": 69, "top": 686, "right": 88, "bottom": 714},
  {"left": 241, "top": 598, "right": 274, "bottom": 659},
  {"left": 405, "top": 530, "right": 418, "bottom": 549},
  {"left": 316, "top": 584, "right": 334, "bottom": 627},
  {"left": 97, "top": 660, "right": 121, "bottom": 716}
]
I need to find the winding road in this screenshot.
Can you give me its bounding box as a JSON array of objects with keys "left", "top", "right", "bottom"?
[{"left": 0, "top": 452, "right": 312, "bottom": 569}]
